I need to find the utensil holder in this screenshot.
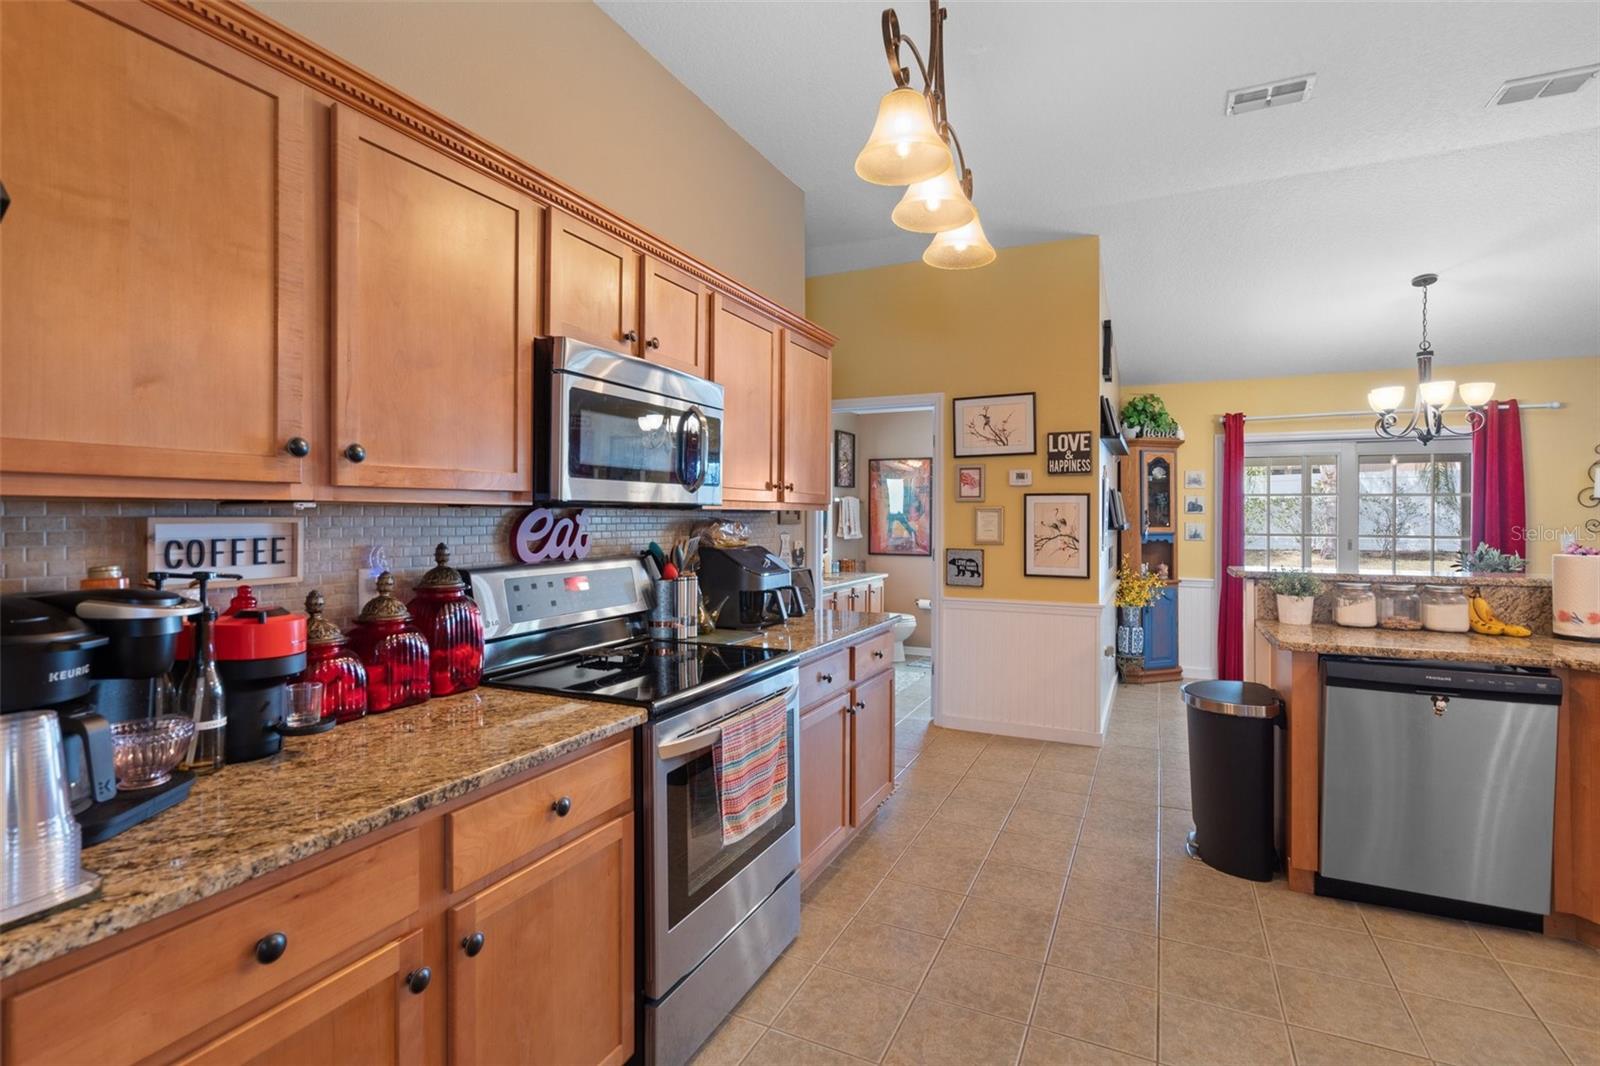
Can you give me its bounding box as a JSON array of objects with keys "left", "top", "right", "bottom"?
[{"left": 650, "top": 576, "right": 700, "bottom": 641}]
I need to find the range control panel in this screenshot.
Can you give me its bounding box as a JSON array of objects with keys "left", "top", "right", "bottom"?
[{"left": 466, "top": 558, "right": 650, "bottom": 639}]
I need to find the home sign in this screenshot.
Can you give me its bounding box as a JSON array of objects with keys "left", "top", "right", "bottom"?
[
  {"left": 1046, "top": 430, "right": 1093, "bottom": 475},
  {"left": 146, "top": 517, "right": 303, "bottom": 585},
  {"left": 511, "top": 508, "right": 593, "bottom": 564}
]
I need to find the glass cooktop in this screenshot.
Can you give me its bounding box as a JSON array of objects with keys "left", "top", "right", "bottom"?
[{"left": 486, "top": 638, "right": 789, "bottom": 713}]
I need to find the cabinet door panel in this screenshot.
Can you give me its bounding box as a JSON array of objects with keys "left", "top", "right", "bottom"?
[
  {"left": 781, "top": 334, "right": 831, "bottom": 506},
  {"left": 0, "top": 1, "right": 308, "bottom": 484},
  {"left": 332, "top": 107, "right": 537, "bottom": 491},
  {"left": 851, "top": 670, "right": 895, "bottom": 826},
  {"left": 710, "top": 297, "right": 781, "bottom": 504},
  {"left": 546, "top": 211, "right": 641, "bottom": 354},
  {"left": 448, "top": 814, "right": 634, "bottom": 1066},
  {"left": 867, "top": 582, "right": 886, "bottom": 614},
  {"left": 799, "top": 697, "right": 852, "bottom": 881},
  {"left": 1142, "top": 585, "right": 1179, "bottom": 669},
  {"left": 643, "top": 257, "right": 709, "bottom": 377},
  {"left": 175, "top": 933, "right": 424, "bottom": 1066}
]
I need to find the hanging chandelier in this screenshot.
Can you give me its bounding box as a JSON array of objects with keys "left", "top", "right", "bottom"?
[
  {"left": 853, "top": 1, "right": 996, "bottom": 269},
  {"left": 1366, "top": 274, "right": 1495, "bottom": 445}
]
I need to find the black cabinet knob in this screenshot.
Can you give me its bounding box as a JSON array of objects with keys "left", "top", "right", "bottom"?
[
  {"left": 873, "top": 650, "right": 885, "bottom": 660},
  {"left": 552, "top": 795, "right": 573, "bottom": 817},
  {"left": 405, "top": 967, "right": 431, "bottom": 994},
  {"left": 855, "top": 701, "right": 866, "bottom": 711},
  {"left": 622, "top": 330, "right": 639, "bottom": 343},
  {"left": 818, "top": 672, "right": 833, "bottom": 684},
  {"left": 344, "top": 443, "right": 366, "bottom": 463},
  {"left": 284, "top": 436, "right": 310, "bottom": 458},
  {"left": 645, "top": 336, "right": 661, "bottom": 350},
  {"left": 461, "top": 931, "right": 485, "bottom": 957},
  {"left": 255, "top": 932, "right": 288, "bottom": 964}
]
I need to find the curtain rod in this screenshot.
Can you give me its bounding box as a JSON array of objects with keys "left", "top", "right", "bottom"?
[{"left": 1214, "top": 401, "right": 1563, "bottom": 424}]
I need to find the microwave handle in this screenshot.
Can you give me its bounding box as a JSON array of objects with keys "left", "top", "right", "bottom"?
[{"left": 677, "top": 405, "right": 708, "bottom": 493}]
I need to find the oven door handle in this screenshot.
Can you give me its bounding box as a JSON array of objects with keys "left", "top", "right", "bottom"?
[{"left": 656, "top": 685, "right": 795, "bottom": 761}]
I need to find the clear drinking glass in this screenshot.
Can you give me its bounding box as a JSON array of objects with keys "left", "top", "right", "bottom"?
[{"left": 285, "top": 682, "right": 324, "bottom": 729}]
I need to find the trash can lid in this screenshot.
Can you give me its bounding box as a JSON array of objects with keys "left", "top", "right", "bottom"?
[{"left": 1181, "top": 680, "right": 1282, "bottom": 718}]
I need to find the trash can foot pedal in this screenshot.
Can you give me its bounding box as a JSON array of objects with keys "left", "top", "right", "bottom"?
[{"left": 1184, "top": 828, "right": 1201, "bottom": 860}]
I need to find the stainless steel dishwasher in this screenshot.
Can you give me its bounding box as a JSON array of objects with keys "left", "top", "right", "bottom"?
[{"left": 1320, "top": 657, "right": 1561, "bottom": 922}]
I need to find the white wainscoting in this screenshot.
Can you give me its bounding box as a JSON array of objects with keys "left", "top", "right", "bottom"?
[
  {"left": 936, "top": 597, "right": 1109, "bottom": 746},
  {"left": 1178, "top": 578, "right": 1218, "bottom": 680},
  {"left": 1099, "top": 599, "right": 1119, "bottom": 734}
]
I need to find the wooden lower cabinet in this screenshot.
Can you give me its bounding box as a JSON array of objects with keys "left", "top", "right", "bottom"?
[
  {"left": 851, "top": 670, "right": 896, "bottom": 826},
  {"left": 447, "top": 814, "right": 634, "bottom": 1066}
]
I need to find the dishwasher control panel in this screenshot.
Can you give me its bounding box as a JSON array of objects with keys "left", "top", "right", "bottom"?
[{"left": 1324, "top": 656, "right": 1562, "bottom": 701}]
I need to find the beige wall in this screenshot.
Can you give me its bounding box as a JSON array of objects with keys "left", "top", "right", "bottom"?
[{"left": 256, "top": 0, "right": 806, "bottom": 310}]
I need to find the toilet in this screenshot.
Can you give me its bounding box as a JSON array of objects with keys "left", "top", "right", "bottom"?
[{"left": 889, "top": 612, "right": 917, "bottom": 661}]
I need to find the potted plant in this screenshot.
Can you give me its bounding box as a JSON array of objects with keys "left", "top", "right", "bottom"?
[
  {"left": 1452, "top": 542, "right": 1527, "bottom": 574},
  {"left": 1269, "top": 569, "right": 1324, "bottom": 626},
  {"left": 1119, "top": 394, "right": 1180, "bottom": 440},
  {"left": 1114, "top": 556, "right": 1164, "bottom": 659}
]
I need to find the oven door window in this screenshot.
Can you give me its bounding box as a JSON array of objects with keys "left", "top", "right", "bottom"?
[
  {"left": 568, "top": 386, "right": 721, "bottom": 488},
  {"left": 665, "top": 733, "right": 795, "bottom": 928}
]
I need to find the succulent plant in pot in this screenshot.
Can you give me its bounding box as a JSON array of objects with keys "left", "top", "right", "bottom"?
[
  {"left": 1269, "top": 569, "right": 1324, "bottom": 626},
  {"left": 1452, "top": 543, "right": 1526, "bottom": 574}
]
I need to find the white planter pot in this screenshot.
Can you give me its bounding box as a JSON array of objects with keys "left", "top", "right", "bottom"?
[
  {"left": 1553, "top": 553, "right": 1600, "bottom": 642},
  {"left": 1277, "top": 594, "right": 1316, "bottom": 626}
]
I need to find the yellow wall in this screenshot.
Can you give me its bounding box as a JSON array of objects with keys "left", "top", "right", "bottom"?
[
  {"left": 807, "top": 238, "right": 1104, "bottom": 603},
  {"left": 1138, "top": 355, "right": 1600, "bottom": 578},
  {"left": 256, "top": 0, "right": 807, "bottom": 309}
]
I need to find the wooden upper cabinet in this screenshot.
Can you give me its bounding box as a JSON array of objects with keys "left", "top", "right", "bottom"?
[
  {"left": 642, "top": 256, "right": 710, "bottom": 377},
  {"left": 781, "top": 333, "right": 832, "bottom": 507},
  {"left": 0, "top": 1, "right": 309, "bottom": 486},
  {"left": 175, "top": 933, "right": 425, "bottom": 1066},
  {"left": 448, "top": 815, "right": 635, "bottom": 1066},
  {"left": 545, "top": 211, "right": 641, "bottom": 355},
  {"left": 331, "top": 106, "right": 538, "bottom": 492},
  {"left": 711, "top": 296, "right": 782, "bottom": 505}
]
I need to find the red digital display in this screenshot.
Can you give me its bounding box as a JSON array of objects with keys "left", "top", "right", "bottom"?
[{"left": 564, "top": 575, "right": 590, "bottom": 592}]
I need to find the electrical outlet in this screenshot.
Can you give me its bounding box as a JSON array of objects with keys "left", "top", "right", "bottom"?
[{"left": 358, "top": 544, "right": 392, "bottom": 606}]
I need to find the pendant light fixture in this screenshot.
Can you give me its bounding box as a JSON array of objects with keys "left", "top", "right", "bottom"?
[
  {"left": 1367, "top": 274, "right": 1496, "bottom": 445},
  {"left": 853, "top": 1, "right": 995, "bottom": 269}
]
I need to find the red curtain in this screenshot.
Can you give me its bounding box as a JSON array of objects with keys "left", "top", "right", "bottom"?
[
  {"left": 1216, "top": 412, "right": 1247, "bottom": 681},
  {"left": 1470, "top": 399, "right": 1527, "bottom": 557}
]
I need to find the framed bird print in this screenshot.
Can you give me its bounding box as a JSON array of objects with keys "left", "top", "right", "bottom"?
[
  {"left": 1024, "top": 493, "right": 1090, "bottom": 578},
  {"left": 953, "top": 393, "right": 1036, "bottom": 457}
]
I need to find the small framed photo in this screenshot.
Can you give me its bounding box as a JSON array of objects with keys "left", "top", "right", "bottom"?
[
  {"left": 1024, "top": 493, "right": 1090, "bottom": 579},
  {"left": 974, "top": 506, "right": 1004, "bottom": 545},
  {"left": 1185, "top": 521, "right": 1206, "bottom": 542},
  {"left": 945, "top": 548, "right": 984, "bottom": 588},
  {"left": 953, "top": 392, "right": 1036, "bottom": 457},
  {"left": 1183, "top": 469, "right": 1205, "bottom": 489},
  {"left": 834, "top": 430, "right": 856, "bottom": 488},
  {"left": 1008, "top": 469, "right": 1033, "bottom": 487},
  {"left": 957, "top": 465, "right": 985, "bottom": 502},
  {"left": 1184, "top": 494, "right": 1206, "bottom": 515}
]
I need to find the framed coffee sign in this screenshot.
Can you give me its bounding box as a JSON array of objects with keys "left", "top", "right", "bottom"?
[
  {"left": 146, "top": 517, "right": 303, "bottom": 585},
  {"left": 1046, "top": 430, "right": 1093, "bottom": 475}
]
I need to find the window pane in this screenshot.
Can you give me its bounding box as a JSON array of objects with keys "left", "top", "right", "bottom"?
[
  {"left": 1433, "top": 497, "right": 1464, "bottom": 537},
  {"left": 1359, "top": 496, "right": 1394, "bottom": 536},
  {"left": 1244, "top": 462, "right": 1269, "bottom": 494},
  {"left": 1243, "top": 547, "right": 1269, "bottom": 569},
  {"left": 1244, "top": 497, "right": 1268, "bottom": 535},
  {"left": 1269, "top": 537, "right": 1303, "bottom": 569},
  {"left": 1309, "top": 496, "right": 1337, "bottom": 535},
  {"left": 1269, "top": 496, "right": 1303, "bottom": 535},
  {"left": 1395, "top": 460, "right": 1432, "bottom": 494},
  {"left": 1359, "top": 537, "right": 1395, "bottom": 574},
  {"left": 1307, "top": 537, "right": 1338, "bottom": 571},
  {"left": 1360, "top": 461, "right": 1394, "bottom": 493},
  {"left": 1433, "top": 539, "right": 1463, "bottom": 571},
  {"left": 1309, "top": 458, "right": 1339, "bottom": 494},
  {"left": 1395, "top": 538, "right": 1431, "bottom": 573},
  {"left": 1396, "top": 497, "right": 1432, "bottom": 537},
  {"left": 1434, "top": 457, "right": 1467, "bottom": 497},
  {"left": 1268, "top": 461, "right": 1303, "bottom": 495}
]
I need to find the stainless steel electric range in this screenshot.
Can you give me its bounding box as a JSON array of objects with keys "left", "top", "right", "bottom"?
[{"left": 467, "top": 558, "right": 801, "bottom": 1066}]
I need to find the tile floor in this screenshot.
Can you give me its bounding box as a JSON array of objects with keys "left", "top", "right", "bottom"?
[{"left": 693, "top": 677, "right": 1600, "bottom": 1066}]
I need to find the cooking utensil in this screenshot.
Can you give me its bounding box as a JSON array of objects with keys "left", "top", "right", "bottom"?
[{"left": 111, "top": 716, "right": 196, "bottom": 790}]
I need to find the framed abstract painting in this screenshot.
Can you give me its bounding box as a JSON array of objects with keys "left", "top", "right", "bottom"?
[{"left": 868, "top": 458, "right": 933, "bottom": 556}]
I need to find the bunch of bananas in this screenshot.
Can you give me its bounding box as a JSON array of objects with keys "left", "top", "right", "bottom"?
[{"left": 1469, "top": 590, "right": 1531, "bottom": 638}]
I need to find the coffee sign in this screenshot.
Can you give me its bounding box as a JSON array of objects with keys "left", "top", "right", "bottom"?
[
  {"left": 146, "top": 517, "right": 303, "bottom": 585},
  {"left": 511, "top": 507, "right": 592, "bottom": 564},
  {"left": 1046, "top": 430, "right": 1093, "bottom": 475}
]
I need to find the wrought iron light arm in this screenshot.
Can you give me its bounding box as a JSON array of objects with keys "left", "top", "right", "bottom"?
[{"left": 881, "top": 1, "right": 974, "bottom": 198}]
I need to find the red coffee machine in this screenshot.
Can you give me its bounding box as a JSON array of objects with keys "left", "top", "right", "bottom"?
[
  {"left": 347, "top": 573, "right": 430, "bottom": 714},
  {"left": 407, "top": 543, "right": 484, "bottom": 697},
  {"left": 302, "top": 590, "right": 368, "bottom": 723}
]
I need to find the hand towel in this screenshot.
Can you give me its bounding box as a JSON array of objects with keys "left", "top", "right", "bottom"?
[
  {"left": 712, "top": 693, "right": 789, "bottom": 845},
  {"left": 836, "top": 496, "right": 863, "bottom": 540}
]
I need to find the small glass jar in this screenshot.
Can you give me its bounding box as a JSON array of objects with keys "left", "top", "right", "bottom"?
[
  {"left": 302, "top": 590, "right": 369, "bottom": 722},
  {"left": 1376, "top": 584, "right": 1423, "bottom": 630},
  {"left": 407, "top": 543, "right": 484, "bottom": 697},
  {"left": 81, "top": 564, "right": 129, "bottom": 589},
  {"left": 346, "top": 572, "right": 431, "bottom": 713},
  {"left": 1420, "top": 585, "right": 1470, "bottom": 633},
  {"left": 1333, "top": 582, "right": 1378, "bottom": 628}
]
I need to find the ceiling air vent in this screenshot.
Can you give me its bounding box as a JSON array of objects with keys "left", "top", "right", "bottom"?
[
  {"left": 1488, "top": 64, "right": 1599, "bottom": 107},
  {"left": 1226, "top": 74, "right": 1316, "bottom": 116}
]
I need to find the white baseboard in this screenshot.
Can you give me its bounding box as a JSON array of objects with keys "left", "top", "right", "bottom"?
[
  {"left": 902, "top": 646, "right": 932, "bottom": 658},
  {"left": 936, "top": 712, "right": 1105, "bottom": 748}
]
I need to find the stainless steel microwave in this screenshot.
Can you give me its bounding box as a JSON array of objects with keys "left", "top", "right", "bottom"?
[{"left": 535, "top": 337, "right": 724, "bottom": 507}]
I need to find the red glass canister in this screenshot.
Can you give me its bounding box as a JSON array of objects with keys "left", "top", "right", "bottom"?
[
  {"left": 302, "top": 590, "right": 369, "bottom": 723},
  {"left": 407, "top": 543, "right": 484, "bottom": 697},
  {"left": 346, "top": 572, "right": 430, "bottom": 713}
]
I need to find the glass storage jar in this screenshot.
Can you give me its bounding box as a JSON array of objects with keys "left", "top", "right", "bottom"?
[
  {"left": 346, "top": 573, "right": 431, "bottom": 713},
  {"left": 1333, "top": 582, "right": 1378, "bottom": 628},
  {"left": 407, "top": 543, "right": 484, "bottom": 697},
  {"left": 1376, "top": 584, "right": 1423, "bottom": 630},
  {"left": 302, "top": 590, "right": 369, "bottom": 722},
  {"left": 1420, "top": 585, "right": 1471, "bottom": 633}
]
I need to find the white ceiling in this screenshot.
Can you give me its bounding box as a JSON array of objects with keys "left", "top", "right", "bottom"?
[{"left": 599, "top": 1, "right": 1600, "bottom": 383}]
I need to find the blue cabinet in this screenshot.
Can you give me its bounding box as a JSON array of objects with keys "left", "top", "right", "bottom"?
[{"left": 1143, "top": 585, "right": 1179, "bottom": 670}]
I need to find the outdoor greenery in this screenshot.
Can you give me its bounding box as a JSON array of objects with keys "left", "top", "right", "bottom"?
[
  {"left": 1268, "top": 569, "right": 1325, "bottom": 598},
  {"left": 1453, "top": 542, "right": 1527, "bottom": 574},
  {"left": 1119, "top": 394, "right": 1178, "bottom": 437}
]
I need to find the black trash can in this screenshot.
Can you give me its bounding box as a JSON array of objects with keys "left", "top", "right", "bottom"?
[{"left": 1182, "top": 680, "right": 1282, "bottom": 882}]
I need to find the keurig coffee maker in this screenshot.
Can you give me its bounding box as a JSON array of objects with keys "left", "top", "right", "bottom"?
[{"left": 698, "top": 545, "right": 807, "bottom": 630}]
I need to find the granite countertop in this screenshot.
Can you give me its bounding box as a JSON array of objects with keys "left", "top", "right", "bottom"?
[
  {"left": 0, "top": 689, "right": 643, "bottom": 979},
  {"left": 690, "top": 608, "right": 898, "bottom": 654},
  {"left": 1257, "top": 620, "right": 1600, "bottom": 673},
  {"left": 1231, "top": 567, "right": 1551, "bottom": 587},
  {"left": 822, "top": 571, "right": 889, "bottom": 590}
]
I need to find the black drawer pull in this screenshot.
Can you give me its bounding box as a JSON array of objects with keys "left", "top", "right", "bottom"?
[
  {"left": 255, "top": 932, "right": 288, "bottom": 965},
  {"left": 872, "top": 650, "right": 885, "bottom": 660},
  {"left": 553, "top": 795, "right": 573, "bottom": 817},
  {"left": 406, "top": 967, "right": 431, "bottom": 994},
  {"left": 817, "top": 672, "right": 834, "bottom": 684},
  {"left": 462, "top": 931, "right": 486, "bottom": 957}
]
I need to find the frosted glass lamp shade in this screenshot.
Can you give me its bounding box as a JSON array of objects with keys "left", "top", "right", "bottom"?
[
  {"left": 891, "top": 163, "right": 976, "bottom": 233},
  {"left": 1459, "top": 381, "right": 1496, "bottom": 407},
  {"left": 1418, "top": 379, "right": 1456, "bottom": 407},
  {"left": 922, "top": 212, "right": 997, "bottom": 269},
  {"left": 1368, "top": 386, "right": 1406, "bottom": 413},
  {"left": 854, "top": 88, "right": 949, "bottom": 185}
]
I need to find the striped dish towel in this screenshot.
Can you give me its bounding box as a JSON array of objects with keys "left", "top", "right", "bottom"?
[{"left": 712, "top": 694, "right": 790, "bottom": 846}]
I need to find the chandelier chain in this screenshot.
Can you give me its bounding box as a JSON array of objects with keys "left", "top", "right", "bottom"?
[{"left": 1419, "top": 284, "right": 1431, "bottom": 353}]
